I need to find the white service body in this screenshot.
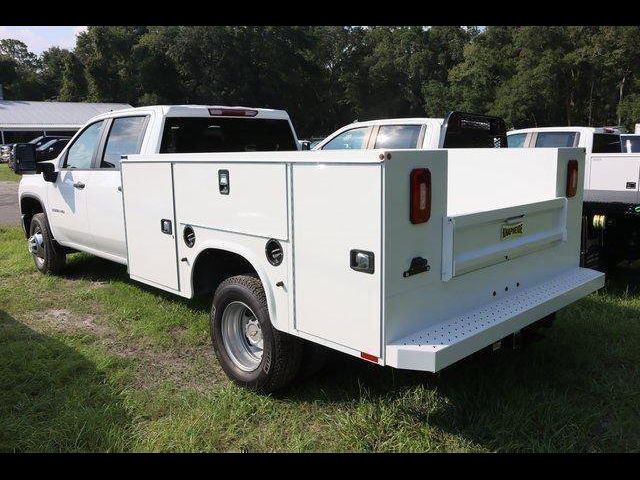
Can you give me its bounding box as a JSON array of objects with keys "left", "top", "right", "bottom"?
[{"left": 118, "top": 147, "right": 603, "bottom": 371}]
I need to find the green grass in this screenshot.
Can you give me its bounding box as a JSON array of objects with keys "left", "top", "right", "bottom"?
[
  {"left": 1, "top": 223, "right": 640, "bottom": 452},
  {"left": 0, "top": 163, "right": 19, "bottom": 182}
]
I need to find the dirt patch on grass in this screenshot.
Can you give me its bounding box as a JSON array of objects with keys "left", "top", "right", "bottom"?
[
  {"left": 42, "top": 308, "right": 111, "bottom": 336},
  {"left": 27, "top": 308, "right": 222, "bottom": 392}
]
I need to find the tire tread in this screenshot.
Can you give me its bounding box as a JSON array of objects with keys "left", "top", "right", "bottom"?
[
  {"left": 212, "top": 274, "right": 301, "bottom": 393},
  {"left": 30, "top": 213, "right": 65, "bottom": 274}
]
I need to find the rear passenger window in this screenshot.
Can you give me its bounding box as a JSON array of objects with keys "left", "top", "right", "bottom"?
[
  {"left": 374, "top": 125, "right": 421, "bottom": 149},
  {"left": 535, "top": 132, "right": 578, "bottom": 148},
  {"left": 322, "top": 127, "right": 369, "bottom": 150},
  {"left": 101, "top": 116, "right": 148, "bottom": 168}
]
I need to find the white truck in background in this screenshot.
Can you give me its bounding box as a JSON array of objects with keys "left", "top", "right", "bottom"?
[
  {"left": 12, "top": 107, "right": 603, "bottom": 392},
  {"left": 313, "top": 112, "right": 507, "bottom": 151},
  {"left": 507, "top": 126, "right": 640, "bottom": 269}
]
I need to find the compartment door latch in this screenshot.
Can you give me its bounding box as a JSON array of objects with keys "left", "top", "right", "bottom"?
[
  {"left": 160, "top": 219, "right": 173, "bottom": 235},
  {"left": 403, "top": 256, "right": 430, "bottom": 278},
  {"left": 350, "top": 249, "right": 375, "bottom": 274}
]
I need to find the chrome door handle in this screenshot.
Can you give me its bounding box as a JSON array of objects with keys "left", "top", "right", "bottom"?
[{"left": 73, "top": 182, "right": 85, "bottom": 189}]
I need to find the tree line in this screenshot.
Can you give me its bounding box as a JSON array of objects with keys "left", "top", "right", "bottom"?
[{"left": 1, "top": 26, "right": 640, "bottom": 137}]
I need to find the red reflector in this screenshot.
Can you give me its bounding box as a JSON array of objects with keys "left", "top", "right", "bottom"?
[
  {"left": 360, "top": 352, "right": 378, "bottom": 363},
  {"left": 410, "top": 168, "right": 431, "bottom": 224},
  {"left": 566, "top": 160, "right": 579, "bottom": 198},
  {"left": 208, "top": 108, "right": 258, "bottom": 117}
]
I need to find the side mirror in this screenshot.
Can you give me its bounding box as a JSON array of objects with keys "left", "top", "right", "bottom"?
[
  {"left": 300, "top": 140, "right": 311, "bottom": 151},
  {"left": 11, "top": 143, "right": 37, "bottom": 174},
  {"left": 37, "top": 162, "right": 58, "bottom": 183}
]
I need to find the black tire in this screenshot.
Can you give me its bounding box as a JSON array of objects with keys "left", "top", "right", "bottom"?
[
  {"left": 210, "top": 275, "right": 302, "bottom": 393},
  {"left": 29, "top": 213, "right": 66, "bottom": 275}
]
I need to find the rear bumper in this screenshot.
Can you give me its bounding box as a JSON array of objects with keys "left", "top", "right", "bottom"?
[{"left": 386, "top": 267, "right": 604, "bottom": 372}]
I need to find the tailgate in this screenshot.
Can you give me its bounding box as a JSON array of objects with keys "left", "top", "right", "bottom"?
[
  {"left": 442, "top": 197, "right": 567, "bottom": 280},
  {"left": 387, "top": 267, "right": 604, "bottom": 372},
  {"left": 382, "top": 148, "right": 595, "bottom": 368}
]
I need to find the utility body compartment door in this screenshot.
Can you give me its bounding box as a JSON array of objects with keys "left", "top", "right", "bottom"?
[
  {"left": 121, "top": 162, "right": 180, "bottom": 291},
  {"left": 292, "top": 163, "right": 382, "bottom": 357}
]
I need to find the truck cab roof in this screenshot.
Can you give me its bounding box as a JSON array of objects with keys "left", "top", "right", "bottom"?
[
  {"left": 339, "top": 118, "right": 444, "bottom": 127},
  {"left": 85, "top": 105, "right": 292, "bottom": 123}
]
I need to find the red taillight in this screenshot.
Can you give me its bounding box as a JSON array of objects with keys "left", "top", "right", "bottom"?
[
  {"left": 208, "top": 108, "right": 258, "bottom": 117},
  {"left": 566, "top": 160, "right": 579, "bottom": 198},
  {"left": 410, "top": 168, "right": 431, "bottom": 224}
]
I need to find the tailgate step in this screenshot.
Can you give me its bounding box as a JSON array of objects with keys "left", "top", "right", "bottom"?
[{"left": 386, "top": 267, "right": 604, "bottom": 372}]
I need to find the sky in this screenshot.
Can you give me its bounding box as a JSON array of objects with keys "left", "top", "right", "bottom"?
[
  {"left": 0, "top": 26, "right": 87, "bottom": 54},
  {"left": 0, "top": 26, "right": 486, "bottom": 56}
]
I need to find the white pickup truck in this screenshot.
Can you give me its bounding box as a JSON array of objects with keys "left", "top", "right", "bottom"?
[
  {"left": 313, "top": 112, "right": 507, "bottom": 151},
  {"left": 13, "top": 106, "right": 603, "bottom": 392},
  {"left": 507, "top": 126, "right": 640, "bottom": 269}
]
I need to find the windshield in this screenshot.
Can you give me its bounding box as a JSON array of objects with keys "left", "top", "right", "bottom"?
[
  {"left": 160, "top": 117, "right": 297, "bottom": 153},
  {"left": 621, "top": 135, "right": 640, "bottom": 153}
]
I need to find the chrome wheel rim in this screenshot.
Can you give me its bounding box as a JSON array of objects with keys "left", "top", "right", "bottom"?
[
  {"left": 221, "top": 301, "right": 264, "bottom": 372},
  {"left": 28, "top": 227, "right": 45, "bottom": 268}
]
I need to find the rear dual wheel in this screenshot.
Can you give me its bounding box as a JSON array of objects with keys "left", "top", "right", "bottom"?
[{"left": 210, "top": 275, "right": 302, "bottom": 393}]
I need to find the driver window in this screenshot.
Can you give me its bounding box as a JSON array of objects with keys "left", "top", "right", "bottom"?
[{"left": 64, "top": 120, "right": 105, "bottom": 169}]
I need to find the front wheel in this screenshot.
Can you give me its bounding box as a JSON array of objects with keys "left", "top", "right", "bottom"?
[
  {"left": 28, "top": 213, "right": 66, "bottom": 275},
  {"left": 210, "top": 275, "right": 302, "bottom": 393}
]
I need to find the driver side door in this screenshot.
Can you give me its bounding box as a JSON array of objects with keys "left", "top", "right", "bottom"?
[{"left": 47, "top": 120, "right": 106, "bottom": 249}]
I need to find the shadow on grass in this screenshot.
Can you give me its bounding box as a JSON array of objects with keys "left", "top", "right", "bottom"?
[
  {"left": 0, "top": 310, "right": 132, "bottom": 452},
  {"left": 57, "top": 253, "right": 640, "bottom": 451},
  {"left": 63, "top": 253, "right": 210, "bottom": 312},
  {"left": 603, "top": 262, "right": 640, "bottom": 297}
]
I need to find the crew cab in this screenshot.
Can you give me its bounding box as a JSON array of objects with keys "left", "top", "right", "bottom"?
[
  {"left": 313, "top": 112, "right": 507, "bottom": 151},
  {"left": 13, "top": 107, "right": 603, "bottom": 392},
  {"left": 15, "top": 105, "right": 300, "bottom": 265},
  {"left": 507, "top": 126, "right": 640, "bottom": 269}
]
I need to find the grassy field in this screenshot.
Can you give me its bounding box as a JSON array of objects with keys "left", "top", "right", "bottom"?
[
  {"left": 0, "top": 164, "right": 18, "bottom": 182},
  {"left": 1, "top": 224, "right": 639, "bottom": 452}
]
